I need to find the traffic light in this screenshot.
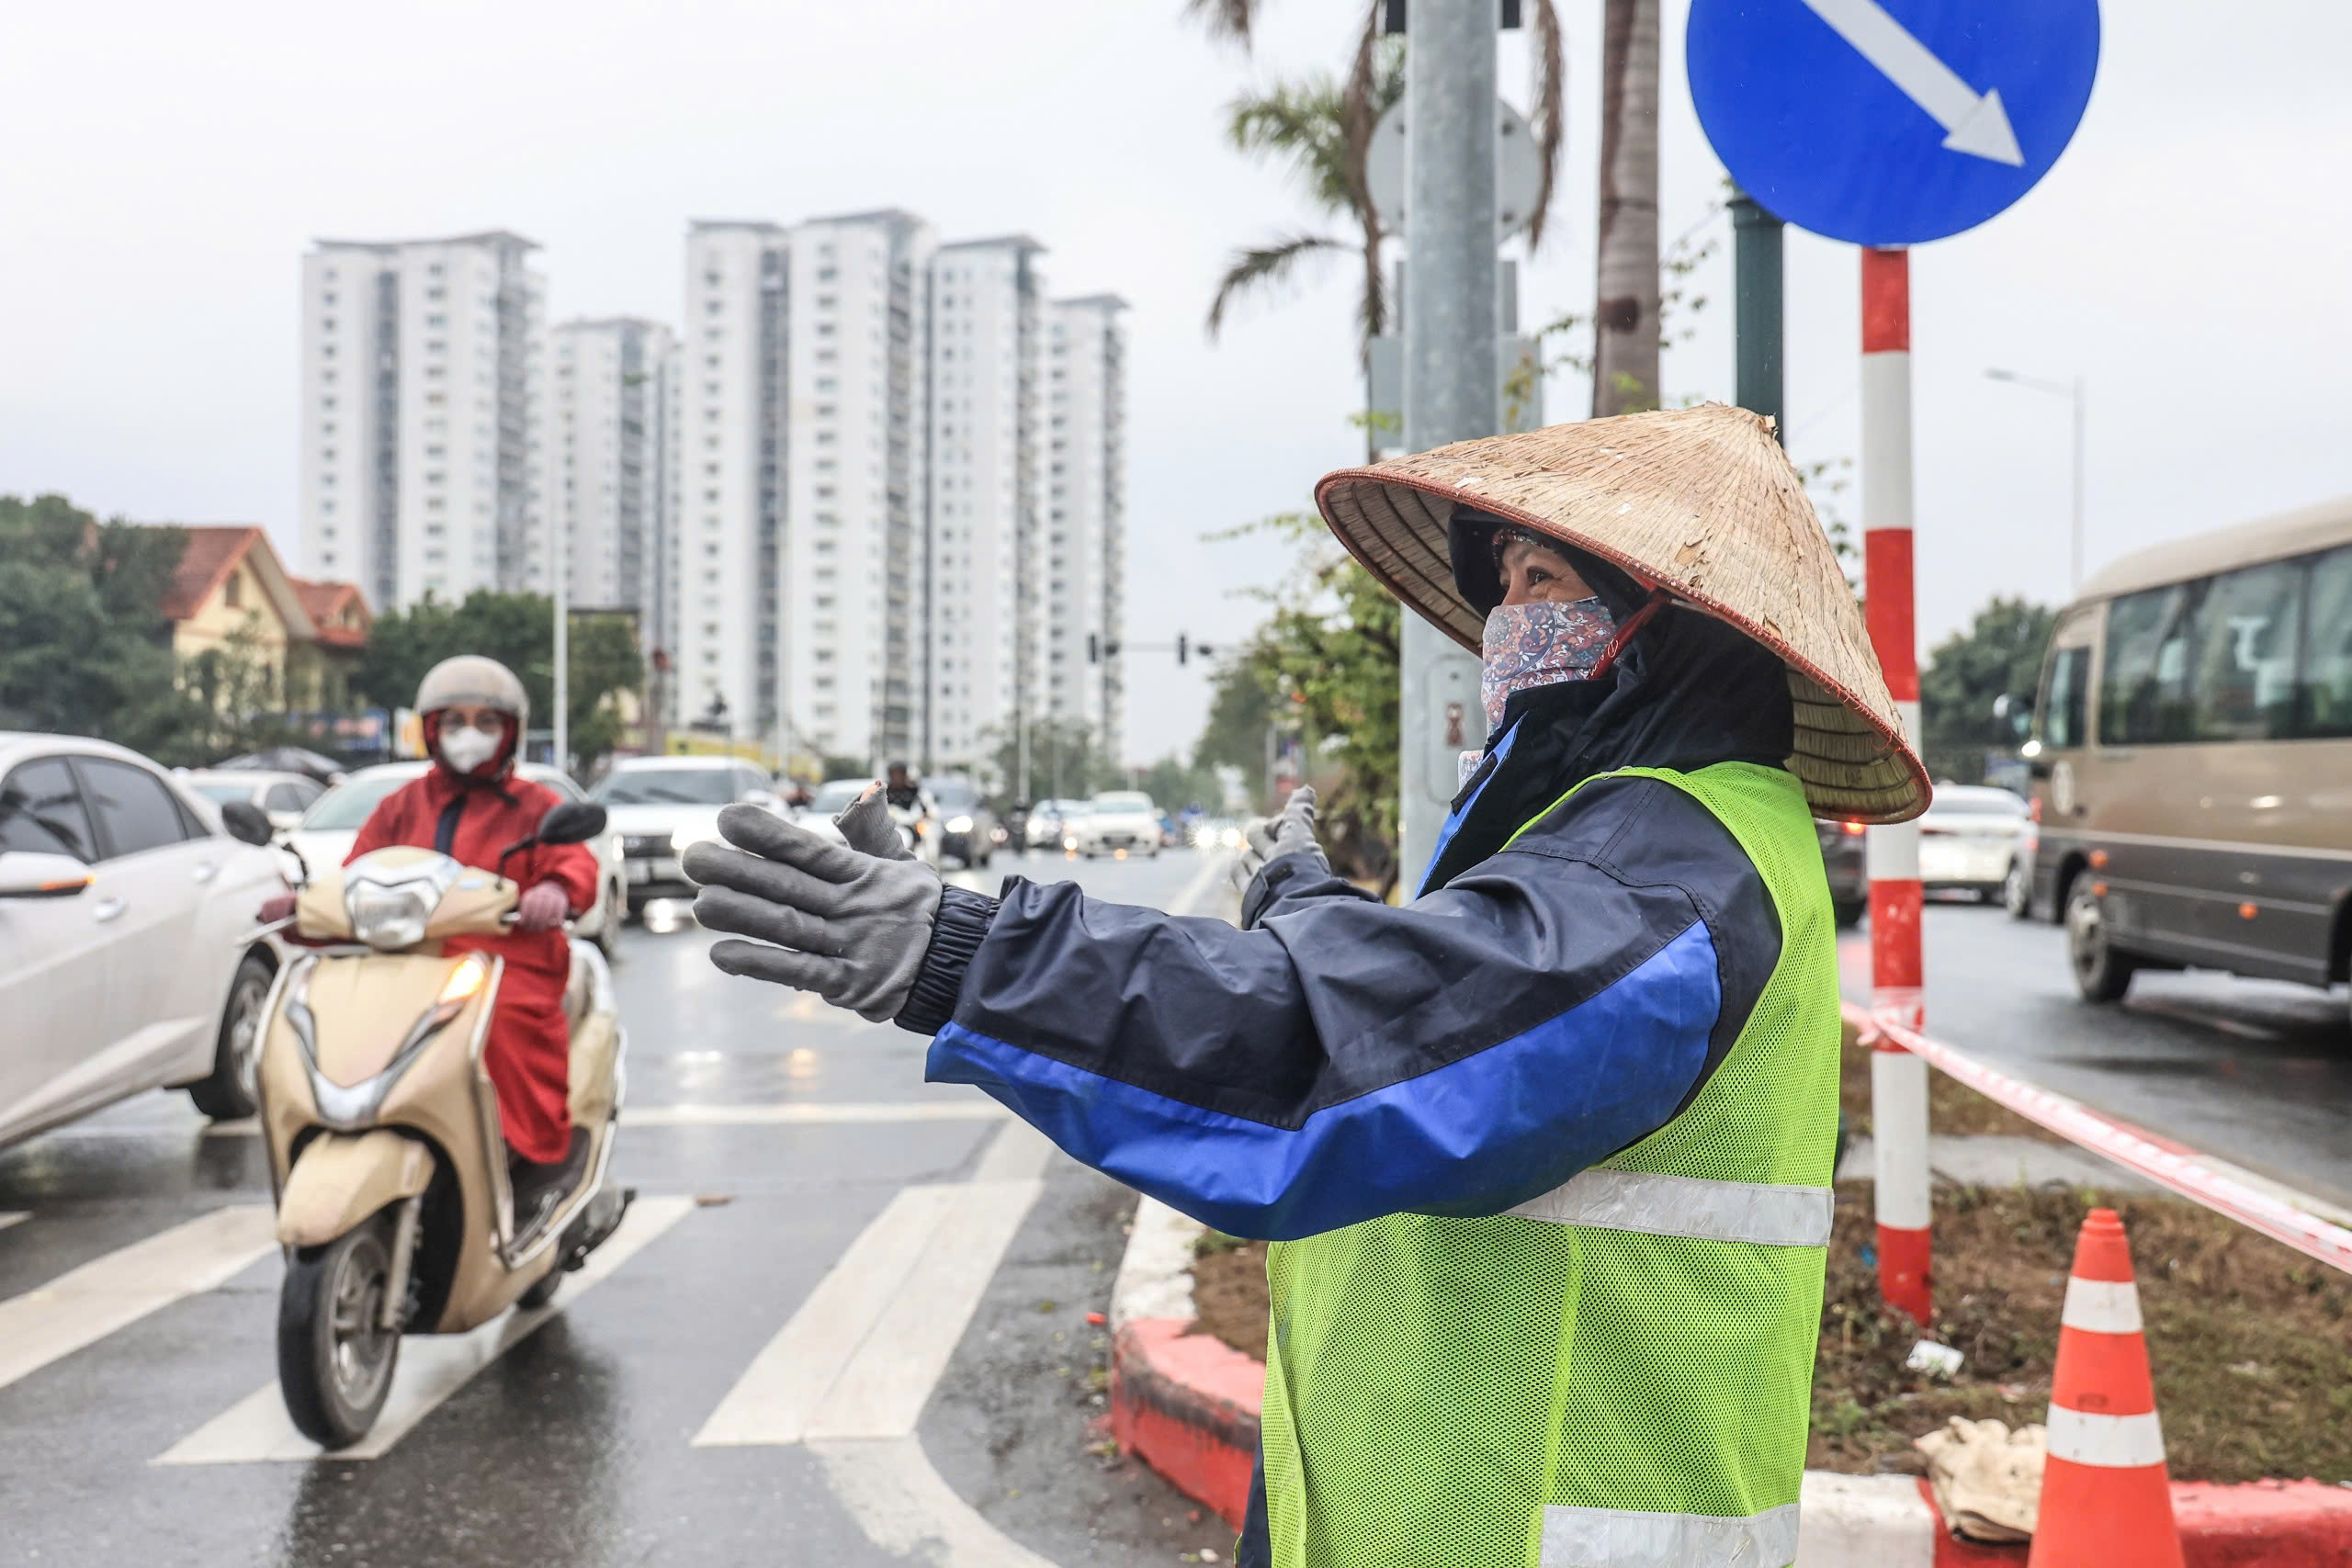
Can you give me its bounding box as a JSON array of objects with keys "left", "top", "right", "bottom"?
[
  {"left": 1087, "top": 633, "right": 1100, "bottom": 664},
  {"left": 1177, "top": 633, "right": 1188, "bottom": 666}
]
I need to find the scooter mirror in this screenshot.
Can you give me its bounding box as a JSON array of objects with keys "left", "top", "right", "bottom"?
[
  {"left": 537, "top": 801, "right": 608, "bottom": 845},
  {"left": 220, "top": 800, "right": 276, "bottom": 846}
]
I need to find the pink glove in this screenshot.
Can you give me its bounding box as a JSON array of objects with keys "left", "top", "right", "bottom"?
[
  {"left": 514, "top": 881, "right": 571, "bottom": 933},
  {"left": 257, "top": 891, "right": 297, "bottom": 924}
]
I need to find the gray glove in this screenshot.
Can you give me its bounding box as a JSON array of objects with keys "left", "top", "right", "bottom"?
[
  {"left": 833, "top": 783, "right": 913, "bottom": 861},
  {"left": 684, "top": 804, "right": 944, "bottom": 1022},
  {"left": 1239, "top": 786, "right": 1326, "bottom": 881}
]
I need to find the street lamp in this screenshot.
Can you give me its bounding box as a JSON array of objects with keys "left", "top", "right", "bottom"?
[{"left": 1985, "top": 367, "right": 2086, "bottom": 593}]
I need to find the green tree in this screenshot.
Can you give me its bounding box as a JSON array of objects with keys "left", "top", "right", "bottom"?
[
  {"left": 1919, "top": 596, "right": 2056, "bottom": 783},
  {"left": 1220, "top": 512, "right": 1402, "bottom": 890},
  {"left": 983, "top": 716, "right": 1111, "bottom": 810},
  {"left": 0, "top": 494, "right": 199, "bottom": 760},
  {"left": 356, "top": 590, "right": 644, "bottom": 773},
  {"left": 1193, "top": 654, "right": 1276, "bottom": 782},
  {"left": 1138, "top": 755, "right": 1223, "bottom": 815}
]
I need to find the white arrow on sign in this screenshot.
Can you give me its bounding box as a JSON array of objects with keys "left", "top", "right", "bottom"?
[{"left": 1799, "top": 0, "right": 2025, "bottom": 165}]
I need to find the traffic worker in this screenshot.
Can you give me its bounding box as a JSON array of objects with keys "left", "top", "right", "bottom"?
[{"left": 685, "top": 405, "right": 1928, "bottom": 1568}]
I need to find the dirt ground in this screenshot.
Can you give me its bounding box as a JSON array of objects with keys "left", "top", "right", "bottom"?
[{"left": 1191, "top": 1184, "right": 2352, "bottom": 1484}]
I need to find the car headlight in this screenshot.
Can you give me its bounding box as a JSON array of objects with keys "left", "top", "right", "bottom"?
[
  {"left": 947, "top": 815, "right": 975, "bottom": 834},
  {"left": 1063, "top": 836, "right": 1079, "bottom": 851},
  {"left": 347, "top": 884, "right": 434, "bottom": 950}
]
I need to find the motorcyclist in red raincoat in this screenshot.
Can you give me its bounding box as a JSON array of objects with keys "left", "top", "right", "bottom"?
[{"left": 264, "top": 656, "right": 597, "bottom": 1195}]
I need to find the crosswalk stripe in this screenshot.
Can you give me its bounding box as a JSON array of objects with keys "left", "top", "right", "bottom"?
[
  {"left": 153, "top": 1194, "right": 694, "bottom": 1465},
  {"left": 0, "top": 1205, "right": 277, "bottom": 1393},
  {"left": 695, "top": 1121, "right": 1054, "bottom": 1447},
  {"left": 198, "top": 1101, "right": 1010, "bottom": 1136}
]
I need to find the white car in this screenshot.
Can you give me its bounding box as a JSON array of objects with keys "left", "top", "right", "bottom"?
[
  {"left": 1073, "top": 791, "right": 1162, "bottom": 858},
  {"left": 288, "top": 761, "right": 628, "bottom": 953},
  {"left": 180, "top": 768, "right": 328, "bottom": 830},
  {"left": 0, "top": 734, "right": 288, "bottom": 1146},
  {"left": 589, "top": 755, "right": 783, "bottom": 912},
  {"left": 1918, "top": 784, "right": 2030, "bottom": 901}
]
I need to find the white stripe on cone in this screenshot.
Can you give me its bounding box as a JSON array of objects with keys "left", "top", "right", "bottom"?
[
  {"left": 2060, "top": 1276, "right": 2145, "bottom": 1336},
  {"left": 2046, "top": 1406, "right": 2168, "bottom": 1469}
]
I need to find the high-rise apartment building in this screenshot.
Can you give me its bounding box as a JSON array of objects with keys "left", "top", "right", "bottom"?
[
  {"left": 675, "top": 213, "right": 933, "bottom": 764},
  {"left": 298, "top": 231, "right": 547, "bottom": 611},
  {"left": 1042, "top": 295, "right": 1128, "bottom": 762},
  {"left": 925, "top": 236, "right": 1045, "bottom": 775},
  {"left": 548, "top": 318, "right": 677, "bottom": 635}
]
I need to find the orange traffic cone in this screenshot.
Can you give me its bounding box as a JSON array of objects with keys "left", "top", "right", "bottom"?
[{"left": 2027, "top": 1209, "right": 2185, "bottom": 1568}]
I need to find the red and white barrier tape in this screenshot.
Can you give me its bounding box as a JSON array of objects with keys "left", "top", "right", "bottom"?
[{"left": 1844, "top": 1002, "right": 2352, "bottom": 1277}]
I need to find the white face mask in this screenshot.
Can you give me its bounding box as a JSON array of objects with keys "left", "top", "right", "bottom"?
[{"left": 438, "top": 721, "right": 503, "bottom": 774}]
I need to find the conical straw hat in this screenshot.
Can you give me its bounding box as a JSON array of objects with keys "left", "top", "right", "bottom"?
[{"left": 1314, "top": 402, "right": 1928, "bottom": 823}]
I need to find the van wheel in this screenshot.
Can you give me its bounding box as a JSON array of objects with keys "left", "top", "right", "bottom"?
[
  {"left": 188, "top": 953, "right": 273, "bottom": 1121},
  {"left": 278, "top": 1215, "right": 402, "bottom": 1449},
  {"left": 2066, "top": 881, "right": 2136, "bottom": 1003},
  {"left": 2002, "top": 859, "right": 2033, "bottom": 920}
]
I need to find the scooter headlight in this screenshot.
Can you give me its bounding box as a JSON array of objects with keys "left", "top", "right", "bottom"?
[
  {"left": 295, "top": 953, "right": 491, "bottom": 1128},
  {"left": 348, "top": 884, "right": 434, "bottom": 950},
  {"left": 946, "top": 815, "right": 975, "bottom": 834}
]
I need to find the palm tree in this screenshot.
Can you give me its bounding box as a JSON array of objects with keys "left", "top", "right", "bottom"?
[
  {"left": 1591, "top": 0, "right": 1660, "bottom": 415},
  {"left": 1193, "top": 1, "right": 1566, "bottom": 456}
]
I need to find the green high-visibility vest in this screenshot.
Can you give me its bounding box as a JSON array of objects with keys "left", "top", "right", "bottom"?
[{"left": 1258, "top": 762, "right": 1839, "bottom": 1568}]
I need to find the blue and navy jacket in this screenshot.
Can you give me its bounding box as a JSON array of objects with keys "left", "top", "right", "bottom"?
[{"left": 894, "top": 604, "right": 1806, "bottom": 1243}]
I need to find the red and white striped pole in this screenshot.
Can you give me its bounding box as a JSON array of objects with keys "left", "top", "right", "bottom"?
[{"left": 1861, "top": 246, "right": 1932, "bottom": 1325}]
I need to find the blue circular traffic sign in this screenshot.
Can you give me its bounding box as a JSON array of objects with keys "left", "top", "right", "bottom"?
[{"left": 1689, "top": 0, "right": 2099, "bottom": 248}]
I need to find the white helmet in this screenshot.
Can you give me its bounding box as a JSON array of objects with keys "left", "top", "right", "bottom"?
[{"left": 414, "top": 655, "right": 528, "bottom": 729}]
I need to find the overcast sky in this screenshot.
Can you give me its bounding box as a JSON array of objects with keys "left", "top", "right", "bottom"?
[{"left": 5, "top": 1, "right": 2347, "bottom": 766}]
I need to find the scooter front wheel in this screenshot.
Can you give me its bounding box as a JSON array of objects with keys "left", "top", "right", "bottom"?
[{"left": 277, "top": 1213, "right": 401, "bottom": 1448}]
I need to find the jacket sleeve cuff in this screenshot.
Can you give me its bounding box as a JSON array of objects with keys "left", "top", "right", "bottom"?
[{"left": 896, "top": 883, "right": 1001, "bottom": 1035}]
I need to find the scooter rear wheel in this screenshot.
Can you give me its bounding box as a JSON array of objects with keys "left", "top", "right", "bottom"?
[{"left": 277, "top": 1213, "right": 402, "bottom": 1448}]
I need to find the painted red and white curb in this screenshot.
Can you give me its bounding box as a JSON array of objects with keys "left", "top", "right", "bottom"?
[{"left": 1108, "top": 1195, "right": 2352, "bottom": 1563}]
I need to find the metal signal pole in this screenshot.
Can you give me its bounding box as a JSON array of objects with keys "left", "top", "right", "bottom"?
[{"left": 1395, "top": 0, "right": 1500, "bottom": 889}]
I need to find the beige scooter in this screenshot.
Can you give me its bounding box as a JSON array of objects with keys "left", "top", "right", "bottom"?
[{"left": 221, "top": 800, "right": 631, "bottom": 1448}]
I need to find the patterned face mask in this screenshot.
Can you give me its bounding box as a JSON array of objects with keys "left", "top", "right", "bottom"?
[{"left": 1481, "top": 598, "right": 1618, "bottom": 729}]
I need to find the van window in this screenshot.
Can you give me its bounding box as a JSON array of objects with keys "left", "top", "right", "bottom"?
[
  {"left": 2099, "top": 582, "right": 2195, "bottom": 744},
  {"left": 2041, "top": 643, "right": 2091, "bottom": 750},
  {"left": 2186, "top": 559, "right": 2303, "bottom": 742},
  {"left": 2301, "top": 545, "right": 2352, "bottom": 738}
]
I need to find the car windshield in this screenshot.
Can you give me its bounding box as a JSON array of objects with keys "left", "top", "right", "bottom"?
[
  {"left": 931, "top": 782, "right": 979, "bottom": 809},
  {"left": 809, "top": 779, "right": 870, "bottom": 813},
  {"left": 1930, "top": 791, "right": 2026, "bottom": 816},
  {"left": 1051, "top": 799, "right": 1090, "bottom": 816},
  {"left": 300, "top": 772, "right": 416, "bottom": 830},
  {"left": 1094, "top": 793, "right": 1154, "bottom": 813},
  {"left": 592, "top": 768, "right": 740, "bottom": 806},
  {"left": 190, "top": 781, "right": 254, "bottom": 805}
]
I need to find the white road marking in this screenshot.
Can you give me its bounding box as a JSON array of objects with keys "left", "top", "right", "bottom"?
[
  {"left": 1169, "top": 851, "right": 1235, "bottom": 918},
  {"left": 0, "top": 1205, "right": 277, "bottom": 1393},
  {"left": 200, "top": 1100, "right": 1009, "bottom": 1136},
  {"left": 627, "top": 1101, "right": 1009, "bottom": 1128},
  {"left": 154, "top": 1195, "right": 693, "bottom": 1465},
  {"left": 808, "top": 1436, "right": 1059, "bottom": 1568},
  {"left": 695, "top": 1121, "right": 1054, "bottom": 1447},
  {"left": 0, "top": 1212, "right": 26, "bottom": 1235}
]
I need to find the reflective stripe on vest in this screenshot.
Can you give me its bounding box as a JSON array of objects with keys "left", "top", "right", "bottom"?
[
  {"left": 1506, "top": 1168, "right": 1834, "bottom": 1249},
  {"left": 1539, "top": 1500, "right": 1801, "bottom": 1568}
]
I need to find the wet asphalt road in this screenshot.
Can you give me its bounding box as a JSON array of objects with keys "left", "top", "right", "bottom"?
[
  {"left": 0, "top": 845, "right": 1238, "bottom": 1568},
  {"left": 1840, "top": 898, "right": 2352, "bottom": 1211}
]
